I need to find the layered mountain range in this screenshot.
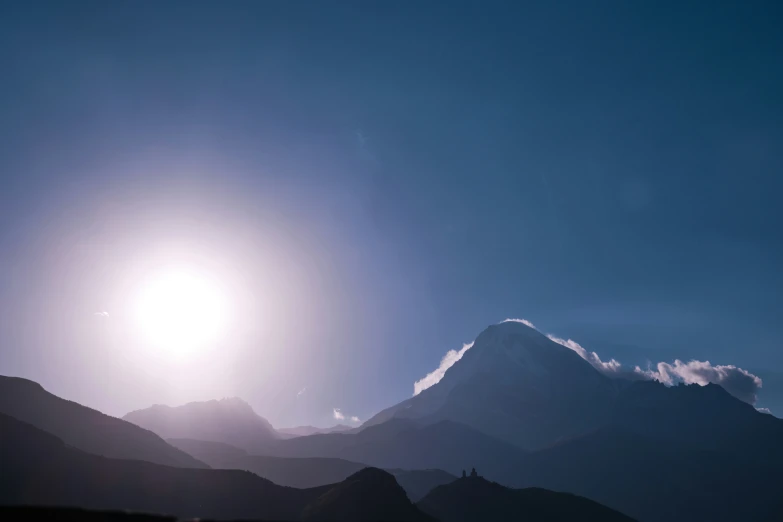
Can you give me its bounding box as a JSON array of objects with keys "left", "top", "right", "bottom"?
[{"left": 3, "top": 320, "right": 783, "bottom": 521}]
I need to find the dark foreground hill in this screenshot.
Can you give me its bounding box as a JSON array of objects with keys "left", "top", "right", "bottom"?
[
  {"left": 301, "top": 467, "right": 434, "bottom": 522},
  {"left": 168, "top": 437, "right": 456, "bottom": 500},
  {"left": 0, "top": 413, "right": 430, "bottom": 522},
  {"left": 418, "top": 475, "right": 635, "bottom": 522},
  {"left": 0, "top": 375, "right": 206, "bottom": 469}
]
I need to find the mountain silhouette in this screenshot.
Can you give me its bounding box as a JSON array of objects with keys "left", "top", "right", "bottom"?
[
  {"left": 123, "top": 397, "right": 280, "bottom": 453},
  {"left": 279, "top": 424, "right": 353, "bottom": 437},
  {"left": 265, "top": 321, "right": 783, "bottom": 522},
  {"left": 168, "top": 437, "right": 456, "bottom": 499},
  {"left": 387, "top": 468, "right": 459, "bottom": 502},
  {"left": 0, "top": 376, "right": 206, "bottom": 468},
  {"left": 0, "top": 412, "right": 434, "bottom": 521},
  {"left": 418, "top": 475, "right": 635, "bottom": 522},
  {"left": 509, "top": 425, "right": 783, "bottom": 522},
  {"left": 301, "top": 467, "right": 434, "bottom": 522},
  {"left": 362, "top": 321, "right": 620, "bottom": 449},
  {"left": 267, "top": 417, "right": 527, "bottom": 479}
]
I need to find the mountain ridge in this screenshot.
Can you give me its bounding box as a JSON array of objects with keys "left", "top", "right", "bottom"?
[{"left": 0, "top": 375, "right": 207, "bottom": 469}]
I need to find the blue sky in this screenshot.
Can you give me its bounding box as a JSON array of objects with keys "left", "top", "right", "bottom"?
[{"left": 1, "top": 1, "right": 781, "bottom": 425}]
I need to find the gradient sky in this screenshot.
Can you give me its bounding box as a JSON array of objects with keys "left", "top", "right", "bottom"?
[{"left": 1, "top": 1, "right": 782, "bottom": 425}]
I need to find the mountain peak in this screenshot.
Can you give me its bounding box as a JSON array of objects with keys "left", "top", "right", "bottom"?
[{"left": 123, "top": 396, "right": 280, "bottom": 453}]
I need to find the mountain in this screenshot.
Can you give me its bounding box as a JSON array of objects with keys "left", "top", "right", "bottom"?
[
  {"left": 362, "top": 321, "right": 620, "bottom": 449},
  {"left": 387, "top": 469, "right": 458, "bottom": 502},
  {"left": 266, "top": 418, "right": 527, "bottom": 481},
  {"left": 301, "top": 467, "right": 434, "bottom": 522},
  {"left": 418, "top": 475, "right": 635, "bottom": 522},
  {"left": 279, "top": 424, "right": 353, "bottom": 437},
  {"left": 509, "top": 426, "right": 783, "bottom": 522},
  {"left": 0, "top": 412, "right": 310, "bottom": 520},
  {"left": 168, "top": 437, "right": 456, "bottom": 499},
  {"left": 0, "top": 375, "right": 206, "bottom": 469},
  {"left": 268, "top": 321, "right": 783, "bottom": 522},
  {"left": 123, "top": 397, "right": 280, "bottom": 453},
  {"left": 168, "top": 437, "right": 366, "bottom": 488},
  {"left": 0, "top": 413, "right": 434, "bottom": 521},
  {"left": 610, "top": 379, "right": 783, "bottom": 463}
]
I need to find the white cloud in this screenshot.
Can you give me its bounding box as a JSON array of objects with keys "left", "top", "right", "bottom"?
[
  {"left": 502, "top": 318, "right": 537, "bottom": 329},
  {"left": 757, "top": 407, "right": 772, "bottom": 415},
  {"left": 297, "top": 387, "right": 307, "bottom": 397},
  {"left": 547, "top": 334, "right": 762, "bottom": 404},
  {"left": 333, "top": 408, "right": 360, "bottom": 424},
  {"left": 413, "top": 341, "right": 474, "bottom": 396},
  {"left": 94, "top": 311, "right": 109, "bottom": 318},
  {"left": 547, "top": 335, "right": 625, "bottom": 376},
  {"left": 635, "top": 360, "right": 763, "bottom": 404}
]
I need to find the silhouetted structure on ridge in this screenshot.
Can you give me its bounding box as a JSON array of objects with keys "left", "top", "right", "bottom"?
[{"left": 470, "top": 468, "right": 478, "bottom": 478}]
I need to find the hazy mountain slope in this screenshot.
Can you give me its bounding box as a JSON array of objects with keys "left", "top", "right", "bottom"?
[
  {"left": 362, "top": 321, "right": 620, "bottom": 449},
  {"left": 301, "top": 468, "right": 434, "bottom": 522},
  {"left": 279, "top": 424, "right": 353, "bottom": 437},
  {"left": 418, "top": 475, "right": 635, "bottom": 522},
  {"left": 168, "top": 437, "right": 367, "bottom": 489},
  {"left": 0, "top": 376, "right": 206, "bottom": 469},
  {"left": 387, "top": 469, "right": 458, "bottom": 502},
  {"left": 166, "top": 437, "right": 249, "bottom": 463},
  {"left": 169, "top": 437, "right": 456, "bottom": 498},
  {"left": 0, "top": 412, "right": 314, "bottom": 520},
  {"left": 124, "top": 397, "right": 280, "bottom": 453},
  {"left": 1, "top": 413, "right": 433, "bottom": 521},
  {"left": 267, "top": 418, "right": 527, "bottom": 481}
]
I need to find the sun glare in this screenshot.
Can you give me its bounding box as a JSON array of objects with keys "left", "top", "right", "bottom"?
[{"left": 134, "top": 269, "right": 228, "bottom": 357}]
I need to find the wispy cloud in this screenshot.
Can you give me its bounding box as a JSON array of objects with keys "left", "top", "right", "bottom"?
[
  {"left": 333, "top": 408, "right": 345, "bottom": 420},
  {"left": 547, "top": 335, "right": 625, "bottom": 376},
  {"left": 413, "top": 341, "right": 474, "bottom": 395},
  {"left": 297, "top": 387, "right": 307, "bottom": 397},
  {"left": 757, "top": 407, "right": 772, "bottom": 415},
  {"left": 350, "top": 415, "right": 360, "bottom": 423},
  {"left": 94, "top": 311, "right": 109, "bottom": 318}
]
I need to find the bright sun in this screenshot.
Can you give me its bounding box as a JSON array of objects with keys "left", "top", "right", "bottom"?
[{"left": 134, "top": 269, "right": 228, "bottom": 357}]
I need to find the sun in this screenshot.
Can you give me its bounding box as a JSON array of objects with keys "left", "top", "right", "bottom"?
[{"left": 133, "top": 269, "right": 228, "bottom": 357}]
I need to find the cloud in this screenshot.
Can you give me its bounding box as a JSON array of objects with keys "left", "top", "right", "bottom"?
[
  {"left": 635, "top": 360, "right": 763, "bottom": 404},
  {"left": 757, "top": 407, "right": 772, "bottom": 415},
  {"left": 333, "top": 408, "right": 360, "bottom": 424},
  {"left": 297, "top": 387, "right": 307, "bottom": 397},
  {"left": 547, "top": 335, "right": 762, "bottom": 404},
  {"left": 413, "top": 341, "right": 474, "bottom": 395},
  {"left": 547, "top": 335, "right": 630, "bottom": 377},
  {"left": 94, "top": 311, "right": 109, "bottom": 318},
  {"left": 502, "top": 318, "right": 536, "bottom": 329}
]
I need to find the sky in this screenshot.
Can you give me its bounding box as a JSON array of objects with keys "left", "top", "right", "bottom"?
[{"left": 1, "top": 1, "right": 782, "bottom": 425}]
